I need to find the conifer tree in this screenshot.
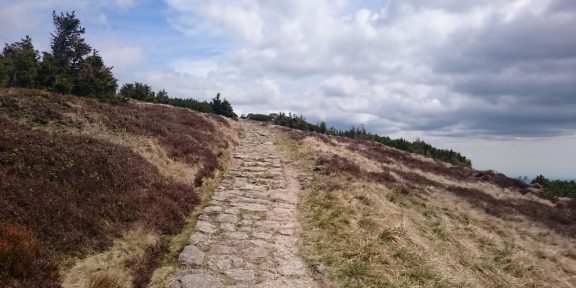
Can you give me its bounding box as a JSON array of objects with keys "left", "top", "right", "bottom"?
[
  {"left": 73, "top": 50, "right": 117, "bottom": 98},
  {"left": 49, "top": 11, "right": 92, "bottom": 93},
  {"left": 119, "top": 82, "right": 155, "bottom": 101},
  {"left": 210, "top": 93, "right": 237, "bottom": 119},
  {"left": 0, "top": 35, "right": 39, "bottom": 88}
]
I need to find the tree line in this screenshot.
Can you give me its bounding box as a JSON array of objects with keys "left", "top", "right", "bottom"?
[
  {"left": 531, "top": 175, "right": 576, "bottom": 199},
  {"left": 245, "top": 112, "right": 472, "bottom": 167},
  {"left": 0, "top": 11, "right": 237, "bottom": 119},
  {"left": 118, "top": 83, "right": 237, "bottom": 119}
]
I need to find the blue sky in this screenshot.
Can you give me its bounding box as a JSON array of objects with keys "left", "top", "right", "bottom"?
[{"left": 1, "top": 0, "right": 575, "bottom": 179}]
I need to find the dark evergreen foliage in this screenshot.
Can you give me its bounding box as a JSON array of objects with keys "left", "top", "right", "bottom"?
[
  {"left": 0, "top": 36, "right": 39, "bottom": 88},
  {"left": 119, "top": 82, "right": 156, "bottom": 101},
  {"left": 532, "top": 175, "right": 576, "bottom": 199},
  {"left": 0, "top": 11, "right": 118, "bottom": 101},
  {"left": 72, "top": 51, "right": 117, "bottom": 98},
  {"left": 245, "top": 113, "right": 273, "bottom": 122},
  {"left": 210, "top": 93, "right": 238, "bottom": 119},
  {"left": 163, "top": 97, "right": 212, "bottom": 113},
  {"left": 119, "top": 81, "right": 213, "bottom": 113}
]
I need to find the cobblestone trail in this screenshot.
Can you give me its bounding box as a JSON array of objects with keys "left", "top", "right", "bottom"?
[{"left": 169, "top": 121, "right": 316, "bottom": 288}]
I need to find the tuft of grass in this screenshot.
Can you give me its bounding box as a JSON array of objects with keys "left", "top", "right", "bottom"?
[
  {"left": 87, "top": 274, "right": 122, "bottom": 288},
  {"left": 342, "top": 260, "right": 369, "bottom": 281},
  {"left": 404, "top": 267, "right": 439, "bottom": 283},
  {"left": 430, "top": 220, "right": 449, "bottom": 241},
  {"left": 378, "top": 226, "right": 405, "bottom": 244},
  {"left": 0, "top": 223, "right": 39, "bottom": 279}
]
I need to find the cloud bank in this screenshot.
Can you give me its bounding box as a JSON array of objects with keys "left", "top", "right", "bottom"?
[
  {"left": 157, "top": 0, "right": 576, "bottom": 139},
  {"left": 1, "top": 0, "right": 575, "bottom": 177}
]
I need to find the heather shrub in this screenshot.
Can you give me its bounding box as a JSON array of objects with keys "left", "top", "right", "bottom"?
[{"left": 0, "top": 223, "right": 38, "bottom": 279}]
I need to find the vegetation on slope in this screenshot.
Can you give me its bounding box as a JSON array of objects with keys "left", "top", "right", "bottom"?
[
  {"left": 246, "top": 112, "right": 471, "bottom": 167},
  {"left": 118, "top": 83, "right": 238, "bottom": 119},
  {"left": 278, "top": 126, "right": 576, "bottom": 288},
  {"left": 0, "top": 88, "right": 239, "bottom": 287},
  {"left": 0, "top": 11, "right": 238, "bottom": 119},
  {"left": 531, "top": 175, "right": 576, "bottom": 199},
  {"left": 0, "top": 12, "right": 117, "bottom": 101}
]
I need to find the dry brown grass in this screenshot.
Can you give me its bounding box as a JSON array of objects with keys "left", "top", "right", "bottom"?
[
  {"left": 0, "top": 88, "right": 241, "bottom": 287},
  {"left": 278, "top": 128, "right": 576, "bottom": 288},
  {"left": 61, "top": 228, "right": 159, "bottom": 288}
]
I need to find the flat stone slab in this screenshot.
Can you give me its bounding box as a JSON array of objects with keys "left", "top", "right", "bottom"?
[
  {"left": 257, "top": 279, "right": 316, "bottom": 288},
  {"left": 204, "top": 206, "right": 223, "bottom": 214},
  {"left": 232, "top": 202, "right": 269, "bottom": 212},
  {"left": 196, "top": 221, "right": 216, "bottom": 234},
  {"left": 216, "top": 213, "right": 238, "bottom": 224},
  {"left": 189, "top": 233, "right": 210, "bottom": 247},
  {"left": 225, "top": 269, "right": 256, "bottom": 282},
  {"left": 168, "top": 274, "right": 223, "bottom": 288},
  {"left": 179, "top": 246, "right": 204, "bottom": 266}
]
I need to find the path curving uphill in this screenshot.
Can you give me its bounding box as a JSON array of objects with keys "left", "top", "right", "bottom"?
[{"left": 169, "top": 121, "right": 316, "bottom": 288}]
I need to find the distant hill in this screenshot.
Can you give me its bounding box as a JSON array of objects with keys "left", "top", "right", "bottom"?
[
  {"left": 276, "top": 125, "right": 576, "bottom": 287},
  {"left": 0, "top": 88, "right": 240, "bottom": 287}
]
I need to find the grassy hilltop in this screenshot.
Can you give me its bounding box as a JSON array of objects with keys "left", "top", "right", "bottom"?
[{"left": 0, "top": 88, "right": 240, "bottom": 287}]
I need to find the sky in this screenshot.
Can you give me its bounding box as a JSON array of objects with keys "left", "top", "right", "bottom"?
[{"left": 1, "top": 0, "right": 575, "bottom": 179}]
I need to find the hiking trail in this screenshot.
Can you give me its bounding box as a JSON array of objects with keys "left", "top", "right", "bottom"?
[{"left": 168, "top": 121, "right": 316, "bottom": 288}]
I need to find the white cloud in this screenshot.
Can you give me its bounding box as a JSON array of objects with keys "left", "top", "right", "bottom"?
[
  {"left": 3, "top": 0, "right": 575, "bottom": 177},
  {"left": 93, "top": 37, "right": 146, "bottom": 78},
  {"left": 114, "top": 0, "right": 136, "bottom": 9}
]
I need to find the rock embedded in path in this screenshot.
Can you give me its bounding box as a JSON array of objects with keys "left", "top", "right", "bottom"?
[
  {"left": 195, "top": 221, "right": 216, "bottom": 234},
  {"left": 179, "top": 246, "right": 205, "bottom": 266},
  {"left": 168, "top": 274, "right": 223, "bottom": 288},
  {"left": 225, "top": 269, "right": 256, "bottom": 282}
]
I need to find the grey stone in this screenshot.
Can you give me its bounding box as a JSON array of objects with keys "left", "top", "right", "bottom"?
[
  {"left": 227, "top": 231, "right": 249, "bottom": 240},
  {"left": 196, "top": 221, "right": 216, "bottom": 234},
  {"left": 277, "top": 258, "right": 306, "bottom": 276},
  {"left": 207, "top": 202, "right": 221, "bottom": 208},
  {"left": 225, "top": 269, "right": 255, "bottom": 282},
  {"left": 168, "top": 274, "right": 223, "bottom": 288},
  {"left": 244, "top": 246, "right": 269, "bottom": 260},
  {"left": 198, "top": 214, "right": 211, "bottom": 222},
  {"left": 207, "top": 255, "right": 244, "bottom": 271},
  {"left": 224, "top": 207, "right": 240, "bottom": 215},
  {"left": 216, "top": 213, "right": 238, "bottom": 224},
  {"left": 279, "top": 229, "right": 294, "bottom": 235},
  {"left": 252, "top": 232, "right": 272, "bottom": 240},
  {"left": 211, "top": 245, "right": 235, "bottom": 254},
  {"left": 179, "top": 246, "right": 204, "bottom": 266},
  {"left": 189, "top": 233, "right": 210, "bottom": 247},
  {"left": 220, "top": 223, "right": 236, "bottom": 232},
  {"left": 256, "top": 220, "right": 281, "bottom": 229},
  {"left": 232, "top": 202, "right": 269, "bottom": 212},
  {"left": 257, "top": 279, "right": 316, "bottom": 288},
  {"left": 204, "top": 206, "right": 222, "bottom": 214}
]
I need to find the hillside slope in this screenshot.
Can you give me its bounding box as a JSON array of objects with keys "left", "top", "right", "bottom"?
[
  {"left": 276, "top": 125, "right": 576, "bottom": 287},
  {"left": 0, "top": 88, "right": 241, "bottom": 287}
]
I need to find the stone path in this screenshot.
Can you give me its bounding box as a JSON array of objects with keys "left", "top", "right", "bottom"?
[{"left": 168, "top": 121, "right": 316, "bottom": 288}]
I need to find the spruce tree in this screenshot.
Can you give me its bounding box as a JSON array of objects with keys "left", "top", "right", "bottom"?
[
  {"left": 119, "top": 82, "right": 155, "bottom": 101},
  {"left": 1, "top": 35, "right": 39, "bottom": 88},
  {"left": 210, "top": 93, "right": 238, "bottom": 119},
  {"left": 73, "top": 50, "right": 117, "bottom": 98},
  {"left": 50, "top": 11, "right": 92, "bottom": 93}
]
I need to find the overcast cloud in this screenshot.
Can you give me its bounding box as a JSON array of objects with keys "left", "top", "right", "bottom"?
[{"left": 1, "top": 0, "right": 575, "bottom": 178}]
